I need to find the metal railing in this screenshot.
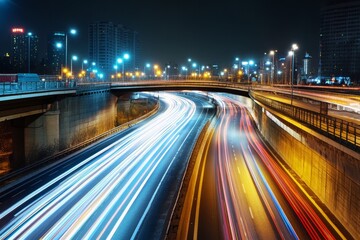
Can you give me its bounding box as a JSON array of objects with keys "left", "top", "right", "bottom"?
[
  {"left": 250, "top": 91, "right": 360, "bottom": 151},
  {"left": 0, "top": 79, "right": 249, "bottom": 96},
  {"left": 0, "top": 81, "right": 76, "bottom": 95}
]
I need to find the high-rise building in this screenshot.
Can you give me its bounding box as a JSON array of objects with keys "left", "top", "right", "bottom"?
[
  {"left": 11, "top": 28, "right": 25, "bottom": 72},
  {"left": 47, "top": 32, "right": 66, "bottom": 75},
  {"left": 11, "top": 28, "right": 26, "bottom": 73},
  {"left": 89, "top": 22, "right": 116, "bottom": 76},
  {"left": 303, "top": 52, "right": 312, "bottom": 76},
  {"left": 119, "top": 26, "right": 141, "bottom": 71},
  {"left": 26, "top": 33, "right": 39, "bottom": 73},
  {"left": 10, "top": 28, "right": 39, "bottom": 73},
  {"left": 320, "top": 1, "right": 360, "bottom": 84},
  {"left": 88, "top": 21, "right": 141, "bottom": 77}
]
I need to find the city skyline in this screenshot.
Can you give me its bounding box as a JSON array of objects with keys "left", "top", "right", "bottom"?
[{"left": 0, "top": 0, "right": 331, "bottom": 66}]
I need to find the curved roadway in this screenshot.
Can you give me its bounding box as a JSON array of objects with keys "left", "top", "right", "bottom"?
[
  {"left": 186, "top": 93, "right": 348, "bottom": 239},
  {"left": 0, "top": 92, "right": 214, "bottom": 239}
]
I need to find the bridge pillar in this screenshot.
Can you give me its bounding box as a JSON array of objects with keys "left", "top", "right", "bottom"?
[
  {"left": 11, "top": 105, "right": 60, "bottom": 167},
  {"left": 11, "top": 122, "right": 26, "bottom": 169},
  {"left": 23, "top": 110, "right": 60, "bottom": 163}
]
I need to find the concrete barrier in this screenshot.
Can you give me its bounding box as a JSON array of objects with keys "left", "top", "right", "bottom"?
[{"left": 252, "top": 100, "right": 360, "bottom": 239}]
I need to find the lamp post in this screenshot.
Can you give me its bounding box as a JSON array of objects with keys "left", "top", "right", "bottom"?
[
  {"left": 269, "top": 50, "right": 277, "bottom": 86},
  {"left": 235, "top": 57, "right": 241, "bottom": 77},
  {"left": 182, "top": 66, "right": 188, "bottom": 80},
  {"left": 82, "top": 59, "right": 88, "bottom": 71},
  {"left": 114, "top": 65, "right": 118, "bottom": 80},
  {"left": 118, "top": 53, "right": 130, "bottom": 81},
  {"left": 289, "top": 43, "right": 298, "bottom": 105},
  {"left": 65, "top": 28, "right": 77, "bottom": 70},
  {"left": 27, "top": 32, "right": 33, "bottom": 73},
  {"left": 70, "top": 55, "right": 78, "bottom": 78},
  {"left": 192, "top": 62, "right": 198, "bottom": 79},
  {"left": 165, "top": 65, "right": 170, "bottom": 80},
  {"left": 117, "top": 58, "right": 124, "bottom": 81},
  {"left": 144, "top": 63, "right": 151, "bottom": 79}
]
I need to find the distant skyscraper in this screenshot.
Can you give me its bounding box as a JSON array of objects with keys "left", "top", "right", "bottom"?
[
  {"left": 118, "top": 26, "right": 141, "bottom": 71},
  {"left": 10, "top": 28, "right": 39, "bottom": 73},
  {"left": 89, "top": 22, "right": 116, "bottom": 76},
  {"left": 47, "top": 32, "right": 66, "bottom": 75},
  {"left": 303, "top": 52, "right": 312, "bottom": 76},
  {"left": 320, "top": 1, "right": 360, "bottom": 83},
  {"left": 11, "top": 28, "right": 26, "bottom": 72},
  {"left": 88, "top": 21, "right": 141, "bottom": 77}
]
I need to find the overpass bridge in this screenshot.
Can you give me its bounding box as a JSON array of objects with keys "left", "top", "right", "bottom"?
[{"left": 1, "top": 79, "right": 358, "bottom": 150}]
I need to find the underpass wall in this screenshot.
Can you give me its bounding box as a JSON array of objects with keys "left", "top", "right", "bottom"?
[{"left": 252, "top": 101, "right": 360, "bottom": 239}]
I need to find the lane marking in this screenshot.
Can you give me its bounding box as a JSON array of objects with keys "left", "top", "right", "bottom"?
[
  {"left": 249, "top": 207, "right": 254, "bottom": 219},
  {"left": 30, "top": 180, "right": 42, "bottom": 186},
  {"left": 242, "top": 184, "right": 246, "bottom": 194},
  {"left": 49, "top": 171, "right": 58, "bottom": 176},
  {"left": 12, "top": 190, "right": 25, "bottom": 198}
]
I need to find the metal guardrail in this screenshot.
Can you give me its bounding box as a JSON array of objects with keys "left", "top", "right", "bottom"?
[
  {"left": 0, "top": 81, "right": 114, "bottom": 96},
  {"left": 250, "top": 91, "right": 360, "bottom": 151},
  {"left": 0, "top": 81, "right": 76, "bottom": 95},
  {"left": 0, "top": 79, "right": 251, "bottom": 96}
]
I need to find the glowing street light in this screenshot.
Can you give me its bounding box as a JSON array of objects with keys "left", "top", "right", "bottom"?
[
  {"left": 144, "top": 63, "right": 151, "bottom": 79},
  {"left": 82, "top": 59, "right": 88, "bottom": 71},
  {"left": 117, "top": 53, "right": 130, "bottom": 81},
  {"left": 70, "top": 55, "right": 78, "bottom": 78},
  {"left": 65, "top": 28, "right": 77, "bottom": 70},
  {"left": 269, "top": 50, "right": 277, "bottom": 85},
  {"left": 165, "top": 65, "right": 171, "bottom": 80},
  {"left": 235, "top": 57, "right": 241, "bottom": 71},
  {"left": 182, "top": 66, "right": 188, "bottom": 79},
  {"left": 27, "top": 32, "right": 33, "bottom": 73},
  {"left": 289, "top": 43, "right": 299, "bottom": 105},
  {"left": 114, "top": 65, "right": 118, "bottom": 77},
  {"left": 56, "top": 42, "right": 63, "bottom": 49}
]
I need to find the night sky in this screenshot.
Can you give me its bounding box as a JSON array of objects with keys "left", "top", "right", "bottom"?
[{"left": 1, "top": 0, "right": 331, "bottom": 67}]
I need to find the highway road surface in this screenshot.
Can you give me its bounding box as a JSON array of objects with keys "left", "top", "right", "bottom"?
[
  {"left": 0, "top": 92, "right": 214, "bottom": 239},
  {"left": 182, "top": 93, "right": 349, "bottom": 240}
]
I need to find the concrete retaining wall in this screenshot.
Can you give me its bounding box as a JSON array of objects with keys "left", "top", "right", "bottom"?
[{"left": 252, "top": 101, "right": 360, "bottom": 239}]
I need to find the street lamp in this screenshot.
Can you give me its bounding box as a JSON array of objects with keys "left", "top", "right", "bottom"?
[
  {"left": 144, "top": 63, "right": 151, "bottom": 79},
  {"left": 114, "top": 65, "right": 118, "bottom": 79},
  {"left": 70, "top": 55, "right": 78, "bottom": 78},
  {"left": 163, "top": 65, "right": 171, "bottom": 80},
  {"left": 27, "top": 32, "right": 33, "bottom": 73},
  {"left": 82, "top": 59, "right": 88, "bottom": 71},
  {"left": 289, "top": 43, "right": 299, "bottom": 105},
  {"left": 116, "top": 53, "right": 130, "bottom": 81},
  {"left": 65, "top": 28, "right": 77, "bottom": 70},
  {"left": 269, "top": 50, "right": 277, "bottom": 86},
  {"left": 235, "top": 57, "right": 241, "bottom": 71},
  {"left": 117, "top": 58, "right": 124, "bottom": 81},
  {"left": 182, "top": 66, "right": 188, "bottom": 80}
]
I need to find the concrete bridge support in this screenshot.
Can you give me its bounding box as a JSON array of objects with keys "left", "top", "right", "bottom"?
[{"left": 11, "top": 109, "right": 60, "bottom": 167}]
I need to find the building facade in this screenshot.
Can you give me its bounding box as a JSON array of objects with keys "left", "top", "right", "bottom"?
[
  {"left": 10, "top": 28, "right": 39, "bottom": 73},
  {"left": 89, "top": 22, "right": 116, "bottom": 76},
  {"left": 320, "top": 1, "right": 360, "bottom": 84},
  {"left": 88, "top": 21, "right": 141, "bottom": 77},
  {"left": 47, "top": 32, "right": 66, "bottom": 75}
]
